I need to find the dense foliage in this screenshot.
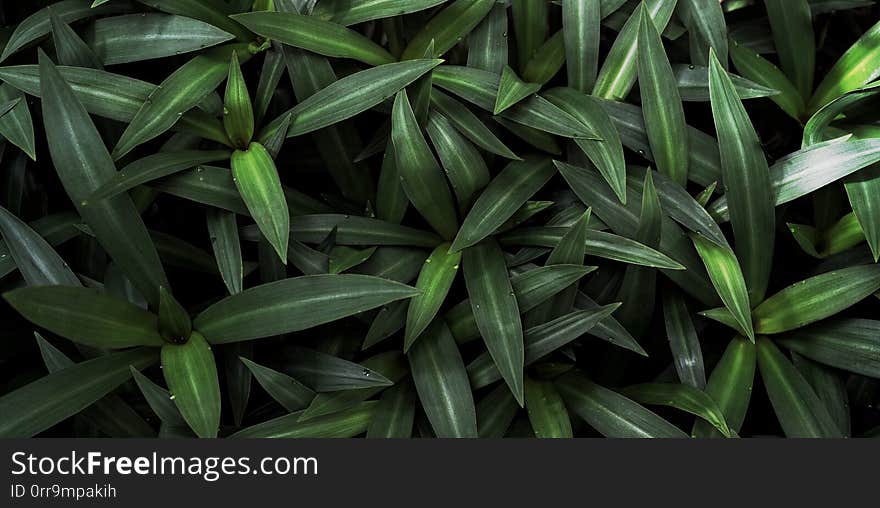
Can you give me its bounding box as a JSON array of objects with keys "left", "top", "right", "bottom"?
[{"left": 0, "top": 0, "right": 879, "bottom": 439}]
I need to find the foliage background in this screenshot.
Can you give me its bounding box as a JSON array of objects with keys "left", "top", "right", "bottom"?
[{"left": 0, "top": 0, "right": 879, "bottom": 438}]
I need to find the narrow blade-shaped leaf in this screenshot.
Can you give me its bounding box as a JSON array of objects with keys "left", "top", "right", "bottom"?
[
  {"left": 556, "top": 371, "right": 688, "bottom": 438},
  {"left": 753, "top": 264, "right": 880, "bottom": 334},
  {"left": 452, "top": 157, "right": 556, "bottom": 252},
  {"left": 161, "top": 332, "right": 220, "bottom": 438},
  {"left": 408, "top": 320, "right": 478, "bottom": 438},
  {"left": 0, "top": 347, "right": 157, "bottom": 437},
  {"left": 231, "top": 142, "right": 288, "bottom": 263},
  {"left": 690, "top": 234, "right": 755, "bottom": 342},
  {"left": 637, "top": 4, "right": 688, "bottom": 185},
  {"left": 708, "top": 48, "right": 774, "bottom": 304},
  {"left": 194, "top": 274, "right": 418, "bottom": 343}
]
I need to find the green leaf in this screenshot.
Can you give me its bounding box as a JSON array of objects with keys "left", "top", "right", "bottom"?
[
  {"left": 803, "top": 81, "right": 880, "bottom": 146},
  {"left": 0, "top": 205, "right": 80, "bottom": 287},
  {"left": 621, "top": 383, "right": 731, "bottom": 437},
  {"left": 592, "top": 0, "right": 678, "bottom": 100},
  {"left": 299, "top": 351, "right": 407, "bottom": 420},
  {"left": 161, "top": 331, "right": 221, "bottom": 438},
  {"left": 240, "top": 357, "right": 314, "bottom": 411},
  {"left": 405, "top": 243, "right": 461, "bottom": 351},
  {"left": 112, "top": 43, "right": 251, "bottom": 159},
  {"left": 613, "top": 170, "right": 661, "bottom": 336},
  {"left": 223, "top": 51, "right": 254, "bottom": 149},
  {"left": 500, "top": 226, "right": 686, "bottom": 270},
  {"left": 0, "top": 84, "right": 36, "bottom": 160},
  {"left": 544, "top": 87, "right": 628, "bottom": 204},
  {"left": 512, "top": 0, "right": 548, "bottom": 68},
  {"left": 366, "top": 379, "right": 416, "bottom": 438},
  {"left": 649, "top": 170, "right": 729, "bottom": 248},
  {"left": 690, "top": 234, "right": 755, "bottom": 342},
  {"left": 158, "top": 286, "right": 192, "bottom": 343},
  {"left": 757, "top": 337, "right": 843, "bottom": 438},
  {"left": 408, "top": 320, "right": 478, "bottom": 438},
  {"left": 1, "top": 0, "right": 129, "bottom": 62},
  {"left": 135, "top": 0, "right": 252, "bottom": 42},
  {"left": 467, "top": 2, "right": 508, "bottom": 74},
  {"left": 524, "top": 377, "right": 573, "bottom": 438},
  {"left": 0, "top": 65, "right": 229, "bottom": 144},
  {"left": 678, "top": 0, "right": 728, "bottom": 68},
  {"left": 432, "top": 65, "right": 601, "bottom": 139},
  {"left": 477, "top": 383, "right": 519, "bottom": 438},
  {"left": 563, "top": 0, "right": 601, "bottom": 93},
  {"left": 0, "top": 213, "right": 80, "bottom": 280},
  {"left": 392, "top": 90, "right": 459, "bottom": 240},
  {"left": 206, "top": 209, "right": 243, "bottom": 295},
  {"left": 809, "top": 19, "right": 880, "bottom": 113},
  {"left": 468, "top": 304, "right": 621, "bottom": 390},
  {"left": 130, "top": 367, "right": 186, "bottom": 427},
  {"left": 708, "top": 137, "right": 880, "bottom": 221},
  {"left": 400, "top": 0, "right": 495, "bottom": 60},
  {"left": 662, "top": 287, "right": 706, "bottom": 389},
  {"left": 753, "top": 264, "right": 880, "bottom": 334},
  {"left": 4, "top": 286, "right": 163, "bottom": 348},
  {"left": 844, "top": 164, "right": 880, "bottom": 262},
  {"left": 231, "top": 402, "right": 376, "bottom": 438},
  {"left": 637, "top": 4, "right": 688, "bottom": 186},
  {"left": 232, "top": 11, "right": 394, "bottom": 66},
  {"left": 673, "top": 64, "right": 780, "bottom": 102},
  {"left": 430, "top": 90, "right": 518, "bottom": 160},
  {"left": 425, "top": 111, "right": 491, "bottom": 212},
  {"left": 87, "top": 151, "right": 231, "bottom": 203},
  {"left": 708, "top": 48, "right": 774, "bottom": 304},
  {"left": 272, "top": 58, "right": 443, "bottom": 139},
  {"left": 790, "top": 353, "right": 850, "bottom": 437},
  {"left": 245, "top": 214, "right": 440, "bottom": 248},
  {"left": 285, "top": 347, "right": 393, "bottom": 392},
  {"left": 49, "top": 8, "right": 103, "bottom": 69},
  {"left": 446, "top": 264, "right": 595, "bottom": 343},
  {"left": 39, "top": 50, "right": 168, "bottom": 307},
  {"left": 34, "top": 335, "right": 154, "bottom": 438},
  {"left": 494, "top": 65, "right": 541, "bottom": 115},
  {"left": 313, "top": 0, "right": 446, "bottom": 26},
  {"left": 0, "top": 347, "right": 157, "bottom": 437},
  {"left": 763, "top": 0, "right": 814, "bottom": 99},
  {"left": 729, "top": 39, "right": 805, "bottom": 120},
  {"left": 452, "top": 157, "right": 556, "bottom": 252},
  {"left": 693, "top": 337, "right": 755, "bottom": 438},
  {"left": 89, "top": 14, "right": 236, "bottom": 65},
  {"left": 778, "top": 318, "right": 880, "bottom": 378},
  {"left": 555, "top": 160, "right": 717, "bottom": 305},
  {"left": 556, "top": 371, "right": 689, "bottom": 438},
  {"left": 231, "top": 142, "right": 289, "bottom": 263},
  {"left": 463, "top": 239, "right": 525, "bottom": 404},
  {"left": 194, "top": 274, "right": 418, "bottom": 343}
]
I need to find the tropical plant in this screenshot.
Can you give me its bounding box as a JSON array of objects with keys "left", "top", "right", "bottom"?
[{"left": 0, "top": 0, "right": 878, "bottom": 439}]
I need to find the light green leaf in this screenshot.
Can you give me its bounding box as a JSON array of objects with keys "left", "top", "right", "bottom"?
[
  {"left": 161, "top": 331, "right": 220, "bottom": 438},
  {"left": 231, "top": 142, "right": 288, "bottom": 263},
  {"left": 753, "top": 264, "right": 880, "bottom": 334},
  {"left": 637, "top": 4, "right": 688, "bottom": 185},
  {"left": 708, "top": 48, "right": 774, "bottom": 304},
  {"left": 405, "top": 243, "right": 461, "bottom": 351},
  {"left": 690, "top": 234, "right": 755, "bottom": 342}
]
